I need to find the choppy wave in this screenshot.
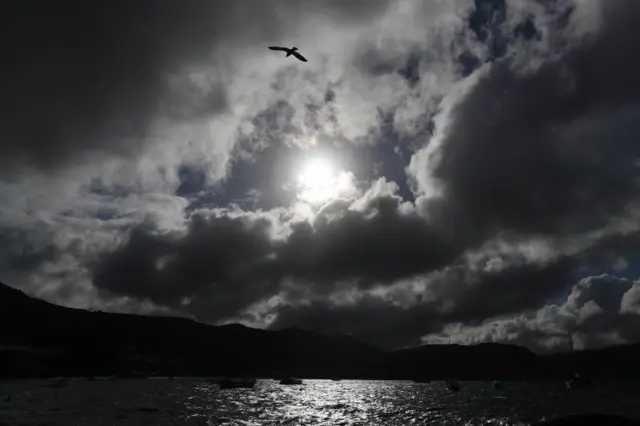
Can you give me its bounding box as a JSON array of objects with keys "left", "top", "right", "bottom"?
[{"left": 2, "top": 378, "right": 640, "bottom": 425}]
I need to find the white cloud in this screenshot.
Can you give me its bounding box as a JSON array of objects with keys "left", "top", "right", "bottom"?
[
  {"left": 3, "top": 0, "right": 640, "bottom": 352},
  {"left": 422, "top": 274, "right": 640, "bottom": 352},
  {"left": 621, "top": 284, "right": 640, "bottom": 315}
]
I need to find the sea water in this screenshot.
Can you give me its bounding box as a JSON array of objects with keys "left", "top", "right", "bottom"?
[{"left": 2, "top": 378, "right": 640, "bottom": 425}]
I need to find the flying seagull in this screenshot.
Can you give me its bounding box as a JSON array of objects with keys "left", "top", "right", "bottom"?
[{"left": 268, "top": 46, "right": 307, "bottom": 62}]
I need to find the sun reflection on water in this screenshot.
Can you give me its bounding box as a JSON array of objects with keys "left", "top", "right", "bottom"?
[
  {"left": 179, "top": 380, "right": 518, "bottom": 425},
  {"left": 2, "top": 378, "right": 640, "bottom": 425}
]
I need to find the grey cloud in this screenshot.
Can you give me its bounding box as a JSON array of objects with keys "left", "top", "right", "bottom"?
[
  {"left": 267, "top": 296, "right": 440, "bottom": 350},
  {"left": 426, "top": 274, "right": 640, "bottom": 352},
  {"left": 89, "top": 184, "right": 462, "bottom": 327},
  {"left": 90, "top": 178, "right": 476, "bottom": 328},
  {"left": 442, "top": 259, "right": 573, "bottom": 324},
  {"left": 7, "top": 0, "right": 640, "bottom": 353},
  {"left": 90, "top": 184, "right": 575, "bottom": 349},
  {"left": 274, "top": 193, "right": 458, "bottom": 287},
  {"left": 0, "top": 228, "right": 59, "bottom": 272},
  {"left": 269, "top": 256, "right": 573, "bottom": 349},
  {"left": 613, "top": 257, "right": 630, "bottom": 272},
  {"left": 92, "top": 213, "right": 278, "bottom": 321},
  {"left": 410, "top": 0, "right": 640, "bottom": 244},
  {"left": 0, "top": 0, "right": 402, "bottom": 293},
  {"left": 0, "top": 1, "right": 393, "bottom": 174},
  {"left": 549, "top": 274, "right": 640, "bottom": 349},
  {"left": 621, "top": 284, "right": 640, "bottom": 315},
  {"left": 2, "top": 1, "right": 222, "bottom": 172}
]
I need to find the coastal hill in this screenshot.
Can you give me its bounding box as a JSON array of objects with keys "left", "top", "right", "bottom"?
[
  {"left": 0, "top": 281, "right": 380, "bottom": 378},
  {"left": 2, "top": 280, "right": 639, "bottom": 379}
]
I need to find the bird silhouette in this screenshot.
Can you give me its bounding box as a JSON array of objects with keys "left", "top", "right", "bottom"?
[{"left": 268, "top": 46, "right": 307, "bottom": 62}]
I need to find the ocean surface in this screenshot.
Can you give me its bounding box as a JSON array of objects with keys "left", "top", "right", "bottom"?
[{"left": 2, "top": 378, "right": 640, "bottom": 425}]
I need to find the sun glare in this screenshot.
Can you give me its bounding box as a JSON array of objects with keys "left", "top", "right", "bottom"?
[{"left": 298, "top": 159, "right": 336, "bottom": 203}]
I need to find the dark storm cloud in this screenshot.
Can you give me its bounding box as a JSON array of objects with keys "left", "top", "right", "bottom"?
[
  {"left": 433, "top": 274, "right": 640, "bottom": 352},
  {"left": 269, "top": 257, "right": 574, "bottom": 349},
  {"left": 0, "top": 0, "right": 393, "bottom": 173},
  {"left": 92, "top": 214, "right": 277, "bottom": 321},
  {"left": 268, "top": 296, "right": 440, "bottom": 350},
  {"left": 2, "top": 1, "right": 220, "bottom": 172},
  {"left": 443, "top": 259, "right": 574, "bottom": 324},
  {"left": 91, "top": 190, "right": 460, "bottom": 322},
  {"left": 270, "top": 0, "right": 640, "bottom": 348},
  {"left": 275, "top": 194, "right": 457, "bottom": 286},
  {"left": 11, "top": 0, "right": 640, "bottom": 352},
  {"left": 564, "top": 275, "right": 640, "bottom": 348},
  {"left": 413, "top": 93, "right": 640, "bottom": 352},
  {"left": 0, "top": 228, "right": 59, "bottom": 272},
  {"left": 412, "top": 0, "right": 640, "bottom": 241},
  {"left": 90, "top": 181, "right": 577, "bottom": 348}
]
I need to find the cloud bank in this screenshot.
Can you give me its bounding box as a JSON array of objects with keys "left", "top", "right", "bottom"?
[{"left": 3, "top": 0, "right": 640, "bottom": 351}]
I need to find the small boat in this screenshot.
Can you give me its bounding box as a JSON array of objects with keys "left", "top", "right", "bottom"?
[
  {"left": 445, "top": 378, "right": 460, "bottom": 392},
  {"left": 565, "top": 373, "right": 591, "bottom": 390},
  {"left": 531, "top": 413, "right": 639, "bottom": 425},
  {"left": 218, "top": 378, "right": 256, "bottom": 389},
  {"left": 331, "top": 377, "right": 342, "bottom": 382},
  {"left": 492, "top": 379, "right": 505, "bottom": 390},
  {"left": 444, "top": 339, "right": 460, "bottom": 392},
  {"left": 50, "top": 378, "right": 73, "bottom": 388},
  {"left": 413, "top": 378, "right": 431, "bottom": 384},
  {"left": 564, "top": 333, "right": 592, "bottom": 390},
  {"left": 279, "top": 377, "right": 303, "bottom": 385},
  {"left": 116, "top": 370, "right": 148, "bottom": 379}
]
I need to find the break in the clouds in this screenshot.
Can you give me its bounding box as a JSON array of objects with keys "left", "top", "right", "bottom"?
[{"left": 3, "top": 0, "right": 640, "bottom": 351}]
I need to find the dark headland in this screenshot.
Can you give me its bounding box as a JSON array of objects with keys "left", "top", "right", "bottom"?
[{"left": 2, "top": 280, "right": 639, "bottom": 380}]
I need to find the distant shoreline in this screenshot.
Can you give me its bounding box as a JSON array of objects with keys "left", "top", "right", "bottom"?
[{"left": 3, "top": 280, "right": 640, "bottom": 381}]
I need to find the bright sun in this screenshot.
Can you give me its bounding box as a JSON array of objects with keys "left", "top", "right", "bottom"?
[{"left": 298, "top": 159, "right": 336, "bottom": 203}]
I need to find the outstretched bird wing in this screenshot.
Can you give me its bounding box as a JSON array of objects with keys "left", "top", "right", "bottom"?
[
  {"left": 292, "top": 51, "right": 308, "bottom": 62},
  {"left": 269, "top": 46, "right": 289, "bottom": 52}
]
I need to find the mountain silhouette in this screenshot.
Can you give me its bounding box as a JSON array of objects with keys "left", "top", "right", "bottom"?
[
  {"left": 0, "top": 281, "right": 378, "bottom": 378},
  {"left": 2, "top": 280, "right": 640, "bottom": 379}
]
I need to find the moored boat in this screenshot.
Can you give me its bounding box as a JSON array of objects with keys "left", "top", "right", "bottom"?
[
  {"left": 218, "top": 378, "right": 256, "bottom": 389},
  {"left": 445, "top": 378, "right": 460, "bottom": 392},
  {"left": 279, "top": 377, "right": 303, "bottom": 385}
]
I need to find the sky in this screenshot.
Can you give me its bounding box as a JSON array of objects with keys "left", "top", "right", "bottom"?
[{"left": 2, "top": 0, "right": 640, "bottom": 353}]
